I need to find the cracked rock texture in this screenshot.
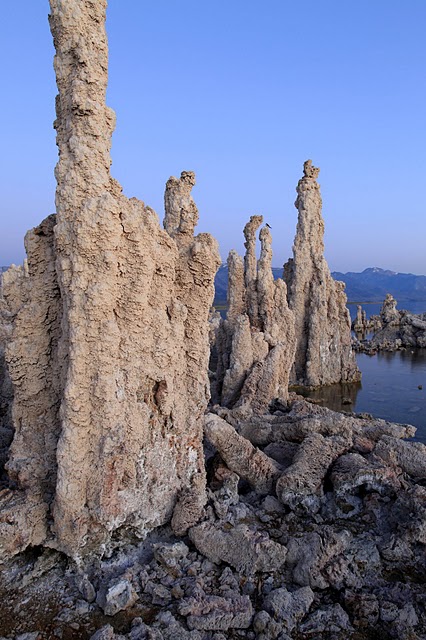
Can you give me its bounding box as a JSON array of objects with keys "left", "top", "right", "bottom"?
[
  {"left": 284, "top": 160, "right": 360, "bottom": 387},
  {"left": 1, "top": 0, "right": 219, "bottom": 561},
  {"left": 204, "top": 413, "right": 281, "bottom": 494},
  {"left": 1, "top": 396, "right": 426, "bottom": 639},
  {"left": 215, "top": 217, "right": 295, "bottom": 414},
  {"left": 0, "top": 263, "right": 29, "bottom": 484}
]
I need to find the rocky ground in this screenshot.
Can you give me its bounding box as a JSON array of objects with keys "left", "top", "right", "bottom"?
[{"left": 1, "top": 395, "right": 425, "bottom": 640}]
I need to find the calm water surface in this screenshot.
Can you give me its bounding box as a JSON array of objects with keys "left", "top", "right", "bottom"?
[
  {"left": 302, "top": 351, "right": 426, "bottom": 443},
  {"left": 216, "top": 300, "right": 426, "bottom": 442},
  {"left": 305, "top": 301, "right": 426, "bottom": 441},
  {"left": 347, "top": 300, "right": 426, "bottom": 321}
]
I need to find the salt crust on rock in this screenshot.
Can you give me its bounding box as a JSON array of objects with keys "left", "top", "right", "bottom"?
[
  {"left": 204, "top": 412, "right": 281, "bottom": 494},
  {"left": 0, "top": 264, "right": 29, "bottom": 483},
  {"left": 189, "top": 521, "right": 288, "bottom": 574}
]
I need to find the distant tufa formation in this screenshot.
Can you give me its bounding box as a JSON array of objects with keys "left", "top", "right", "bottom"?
[
  {"left": 212, "top": 159, "right": 360, "bottom": 410},
  {"left": 0, "top": 0, "right": 220, "bottom": 561},
  {"left": 354, "top": 293, "right": 426, "bottom": 352},
  {"left": 284, "top": 160, "right": 360, "bottom": 387},
  {"left": 215, "top": 216, "right": 296, "bottom": 415}
]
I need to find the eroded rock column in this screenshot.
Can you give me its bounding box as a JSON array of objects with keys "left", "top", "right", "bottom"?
[
  {"left": 284, "top": 160, "right": 360, "bottom": 387},
  {"left": 0, "top": 263, "right": 29, "bottom": 485},
  {"left": 2, "top": 0, "right": 220, "bottom": 561},
  {"left": 216, "top": 217, "right": 296, "bottom": 415}
]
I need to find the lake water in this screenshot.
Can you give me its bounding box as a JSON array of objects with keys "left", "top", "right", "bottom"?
[
  {"left": 301, "top": 351, "right": 426, "bottom": 443},
  {"left": 215, "top": 300, "right": 426, "bottom": 442},
  {"left": 304, "top": 300, "right": 426, "bottom": 443},
  {"left": 347, "top": 300, "right": 426, "bottom": 321}
]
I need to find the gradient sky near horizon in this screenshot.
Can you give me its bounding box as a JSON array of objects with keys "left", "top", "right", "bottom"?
[{"left": 1, "top": 1, "right": 425, "bottom": 273}]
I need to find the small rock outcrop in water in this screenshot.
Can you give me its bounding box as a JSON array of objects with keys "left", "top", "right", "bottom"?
[
  {"left": 351, "top": 304, "right": 382, "bottom": 335},
  {"left": 0, "top": 0, "right": 219, "bottom": 560},
  {"left": 352, "top": 304, "right": 368, "bottom": 333},
  {"left": 354, "top": 294, "right": 426, "bottom": 352},
  {"left": 215, "top": 216, "right": 296, "bottom": 414},
  {"left": 284, "top": 160, "right": 360, "bottom": 386}
]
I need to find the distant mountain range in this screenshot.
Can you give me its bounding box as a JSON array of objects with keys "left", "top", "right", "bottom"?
[
  {"left": 2, "top": 264, "right": 426, "bottom": 305},
  {"left": 214, "top": 266, "right": 426, "bottom": 305}
]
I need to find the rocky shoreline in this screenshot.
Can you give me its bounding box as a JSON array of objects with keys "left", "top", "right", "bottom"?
[{"left": 1, "top": 395, "right": 425, "bottom": 639}]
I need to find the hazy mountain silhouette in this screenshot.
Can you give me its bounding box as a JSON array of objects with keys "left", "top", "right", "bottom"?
[{"left": 214, "top": 265, "right": 426, "bottom": 304}]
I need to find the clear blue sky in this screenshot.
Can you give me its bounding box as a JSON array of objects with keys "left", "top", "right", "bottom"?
[{"left": 1, "top": 1, "right": 425, "bottom": 274}]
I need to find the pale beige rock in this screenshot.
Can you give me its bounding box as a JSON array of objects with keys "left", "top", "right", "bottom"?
[
  {"left": 276, "top": 433, "right": 351, "bottom": 512},
  {"left": 189, "top": 521, "right": 288, "bottom": 574},
  {"left": 6, "top": 215, "right": 63, "bottom": 507},
  {"left": 380, "top": 294, "right": 399, "bottom": 326},
  {"left": 1, "top": 0, "right": 219, "bottom": 560},
  {"left": 352, "top": 305, "right": 368, "bottom": 333},
  {"left": 0, "top": 489, "right": 47, "bottom": 559},
  {"left": 0, "top": 264, "right": 29, "bottom": 480},
  {"left": 374, "top": 436, "right": 426, "bottom": 480},
  {"left": 204, "top": 413, "right": 281, "bottom": 494},
  {"left": 216, "top": 217, "right": 296, "bottom": 414},
  {"left": 284, "top": 160, "right": 360, "bottom": 386}
]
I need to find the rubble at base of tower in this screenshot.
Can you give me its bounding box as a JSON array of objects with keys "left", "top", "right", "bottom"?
[{"left": 1, "top": 393, "right": 426, "bottom": 640}]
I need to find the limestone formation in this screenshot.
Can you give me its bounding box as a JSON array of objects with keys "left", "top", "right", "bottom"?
[
  {"left": 216, "top": 217, "right": 296, "bottom": 414},
  {"left": 204, "top": 412, "right": 282, "bottom": 494},
  {"left": 189, "top": 521, "right": 288, "bottom": 574},
  {"left": 284, "top": 160, "right": 360, "bottom": 386},
  {"left": 354, "top": 295, "right": 426, "bottom": 353},
  {"left": 0, "top": 263, "right": 29, "bottom": 484},
  {"left": 275, "top": 432, "right": 350, "bottom": 513},
  {"left": 352, "top": 304, "right": 368, "bottom": 333},
  {"left": 3, "top": 3, "right": 426, "bottom": 638},
  {"left": 6, "top": 215, "right": 63, "bottom": 506},
  {"left": 0, "top": 0, "right": 219, "bottom": 561},
  {"left": 352, "top": 304, "right": 384, "bottom": 336},
  {"left": 380, "top": 293, "right": 399, "bottom": 325}
]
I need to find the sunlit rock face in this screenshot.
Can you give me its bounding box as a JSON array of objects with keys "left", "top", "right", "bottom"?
[
  {"left": 0, "top": 0, "right": 219, "bottom": 561},
  {"left": 216, "top": 216, "right": 296, "bottom": 416},
  {"left": 284, "top": 160, "right": 360, "bottom": 387}
]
